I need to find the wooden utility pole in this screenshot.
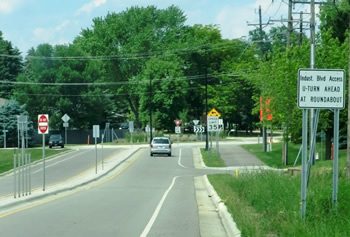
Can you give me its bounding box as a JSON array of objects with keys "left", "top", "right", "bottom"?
[
  {"left": 248, "top": 5, "right": 269, "bottom": 152},
  {"left": 287, "top": 0, "right": 293, "bottom": 47},
  {"left": 347, "top": 0, "right": 350, "bottom": 178}
]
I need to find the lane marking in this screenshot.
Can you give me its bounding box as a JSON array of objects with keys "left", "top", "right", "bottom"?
[
  {"left": 0, "top": 149, "right": 145, "bottom": 219},
  {"left": 32, "top": 150, "right": 91, "bottom": 174},
  {"left": 0, "top": 189, "right": 82, "bottom": 219},
  {"left": 140, "top": 176, "right": 179, "bottom": 237},
  {"left": 177, "top": 148, "right": 187, "bottom": 168}
]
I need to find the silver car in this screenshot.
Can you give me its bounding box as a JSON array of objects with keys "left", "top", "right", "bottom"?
[{"left": 150, "top": 137, "right": 172, "bottom": 156}]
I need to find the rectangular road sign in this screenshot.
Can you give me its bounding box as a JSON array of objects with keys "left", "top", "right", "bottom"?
[
  {"left": 175, "top": 126, "right": 181, "bottom": 134},
  {"left": 93, "top": 125, "right": 100, "bottom": 138},
  {"left": 129, "top": 121, "right": 134, "bottom": 133},
  {"left": 298, "top": 69, "right": 345, "bottom": 109},
  {"left": 207, "top": 116, "right": 219, "bottom": 132},
  {"left": 194, "top": 125, "right": 204, "bottom": 133}
]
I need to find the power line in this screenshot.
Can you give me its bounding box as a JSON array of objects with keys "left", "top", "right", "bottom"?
[
  {"left": 0, "top": 41, "right": 249, "bottom": 61},
  {"left": 0, "top": 72, "right": 240, "bottom": 86}
]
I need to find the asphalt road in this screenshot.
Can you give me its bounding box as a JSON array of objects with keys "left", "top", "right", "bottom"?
[
  {"left": 0, "top": 147, "right": 122, "bottom": 197},
  {"left": 0, "top": 145, "right": 216, "bottom": 236}
]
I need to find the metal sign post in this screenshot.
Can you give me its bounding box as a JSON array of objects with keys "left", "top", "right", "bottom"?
[
  {"left": 298, "top": 69, "right": 345, "bottom": 218},
  {"left": 333, "top": 109, "right": 339, "bottom": 206},
  {"left": 17, "top": 115, "right": 28, "bottom": 197},
  {"left": 38, "top": 114, "right": 49, "bottom": 191},
  {"left": 93, "top": 125, "right": 100, "bottom": 174},
  {"left": 61, "top": 114, "right": 70, "bottom": 145},
  {"left": 301, "top": 109, "right": 308, "bottom": 218},
  {"left": 101, "top": 134, "right": 104, "bottom": 170}
]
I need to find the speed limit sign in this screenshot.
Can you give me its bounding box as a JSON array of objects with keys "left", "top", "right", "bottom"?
[{"left": 207, "top": 116, "right": 219, "bottom": 132}]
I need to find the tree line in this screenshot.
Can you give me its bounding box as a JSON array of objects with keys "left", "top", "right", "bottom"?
[{"left": 0, "top": 2, "right": 349, "bottom": 162}]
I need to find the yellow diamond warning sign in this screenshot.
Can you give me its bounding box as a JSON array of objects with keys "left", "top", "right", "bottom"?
[{"left": 207, "top": 108, "right": 221, "bottom": 117}]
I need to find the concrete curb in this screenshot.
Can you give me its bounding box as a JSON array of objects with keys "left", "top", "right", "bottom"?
[
  {"left": 0, "top": 147, "right": 142, "bottom": 213},
  {"left": 193, "top": 147, "right": 241, "bottom": 236},
  {"left": 203, "top": 175, "right": 241, "bottom": 237}
]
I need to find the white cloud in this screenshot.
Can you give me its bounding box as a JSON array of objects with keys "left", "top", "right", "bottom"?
[
  {"left": 31, "top": 20, "right": 72, "bottom": 46},
  {"left": 56, "top": 20, "right": 70, "bottom": 31},
  {"left": 0, "top": 0, "right": 23, "bottom": 14},
  {"left": 76, "top": 0, "right": 107, "bottom": 15},
  {"left": 215, "top": 6, "right": 255, "bottom": 39},
  {"left": 33, "top": 27, "right": 53, "bottom": 42}
]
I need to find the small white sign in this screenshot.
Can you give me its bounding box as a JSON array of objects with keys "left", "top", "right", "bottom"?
[
  {"left": 129, "top": 121, "right": 134, "bottom": 133},
  {"left": 219, "top": 119, "right": 224, "bottom": 130},
  {"left": 175, "top": 126, "right": 181, "bottom": 134},
  {"left": 61, "top": 114, "right": 70, "bottom": 122},
  {"left": 207, "top": 116, "right": 219, "bottom": 132},
  {"left": 93, "top": 125, "right": 100, "bottom": 138},
  {"left": 193, "top": 120, "right": 199, "bottom": 125},
  {"left": 63, "top": 122, "right": 69, "bottom": 127},
  {"left": 298, "top": 69, "right": 345, "bottom": 109}
]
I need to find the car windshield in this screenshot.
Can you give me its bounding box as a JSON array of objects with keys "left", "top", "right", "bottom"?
[
  {"left": 153, "top": 138, "right": 169, "bottom": 144},
  {"left": 50, "top": 135, "right": 62, "bottom": 140}
]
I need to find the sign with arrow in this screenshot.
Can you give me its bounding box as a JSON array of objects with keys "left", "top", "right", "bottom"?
[{"left": 194, "top": 125, "right": 204, "bottom": 133}]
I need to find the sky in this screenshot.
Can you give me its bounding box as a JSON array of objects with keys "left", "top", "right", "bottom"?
[{"left": 0, "top": 0, "right": 314, "bottom": 55}]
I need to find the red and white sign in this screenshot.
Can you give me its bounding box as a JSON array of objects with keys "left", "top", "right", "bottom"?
[
  {"left": 38, "top": 114, "right": 49, "bottom": 134},
  {"left": 174, "top": 120, "right": 181, "bottom": 127}
]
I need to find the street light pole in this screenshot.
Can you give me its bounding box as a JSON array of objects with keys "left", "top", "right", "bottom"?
[{"left": 149, "top": 74, "right": 153, "bottom": 144}]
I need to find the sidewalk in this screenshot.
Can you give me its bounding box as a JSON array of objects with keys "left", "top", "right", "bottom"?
[{"left": 219, "top": 144, "right": 265, "bottom": 167}]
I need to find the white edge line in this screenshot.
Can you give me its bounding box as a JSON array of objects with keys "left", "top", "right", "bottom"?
[
  {"left": 32, "top": 150, "right": 91, "bottom": 174},
  {"left": 140, "top": 176, "right": 179, "bottom": 237},
  {"left": 177, "top": 148, "right": 187, "bottom": 168}
]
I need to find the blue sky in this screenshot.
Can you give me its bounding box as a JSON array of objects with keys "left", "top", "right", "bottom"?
[{"left": 0, "top": 0, "right": 312, "bottom": 55}]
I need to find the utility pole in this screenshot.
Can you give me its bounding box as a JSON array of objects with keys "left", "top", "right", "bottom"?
[
  {"left": 248, "top": 5, "right": 269, "bottom": 152},
  {"left": 347, "top": 0, "right": 350, "bottom": 179},
  {"left": 149, "top": 74, "right": 153, "bottom": 144},
  {"left": 287, "top": 0, "right": 293, "bottom": 47},
  {"left": 259, "top": 5, "right": 264, "bottom": 58},
  {"left": 299, "top": 11, "right": 303, "bottom": 44},
  {"left": 310, "top": 0, "right": 316, "bottom": 165},
  {"left": 259, "top": 5, "right": 268, "bottom": 153}
]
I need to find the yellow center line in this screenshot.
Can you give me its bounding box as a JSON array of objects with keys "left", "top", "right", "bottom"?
[{"left": 0, "top": 149, "right": 145, "bottom": 219}]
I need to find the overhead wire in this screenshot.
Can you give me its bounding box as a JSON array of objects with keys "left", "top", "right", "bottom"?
[
  {"left": 0, "top": 71, "right": 241, "bottom": 86},
  {"left": 0, "top": 40, "right": 249, "bottom": 61}
]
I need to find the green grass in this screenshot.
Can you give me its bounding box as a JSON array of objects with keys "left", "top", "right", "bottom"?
[
  {"left": 241, "top": 142, "right": 303, "bottom": 168},
  {"left": 200, "top": 148, "right": 225, "bottom": 167},
  {"left": 0, "top": 148, "right": 69, "bottom": 173},
  {"left": 208, "top": 143, "right": 350, "bottom": 236}
]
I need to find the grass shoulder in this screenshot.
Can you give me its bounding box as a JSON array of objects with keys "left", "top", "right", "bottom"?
[
  {"left": 0, "top": 148, "right": 70, "bottom": 174},
  {"left": 200, "top": 148, "right": 225, "bottom": 167},
  {"left": 207, "top": 143, "right": 350, "bottom": 236}
]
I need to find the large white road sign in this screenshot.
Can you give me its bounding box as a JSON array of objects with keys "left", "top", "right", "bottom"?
[{"left": 298, "top": 69, "right": 345, "bottom": 109}]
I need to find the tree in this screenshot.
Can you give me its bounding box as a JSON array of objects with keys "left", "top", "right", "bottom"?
[
  {"left": 319, "top": 0, "right": 350, "bottom": 44},
  {"left": 74, "top": 5, "right": 189, "bottom": 130},
  {"left": 0, "top": 100, "right": 33, "bottom": 147},
  {"left": 14, "top": 43, "right": 114, "bottom": 130},
  {"left": 0, "top": 31, "right": 22, "bottom": 99}
]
